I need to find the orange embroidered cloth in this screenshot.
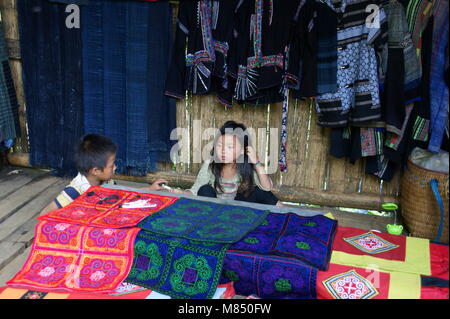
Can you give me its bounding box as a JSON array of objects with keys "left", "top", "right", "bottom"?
[
  {"left": 7, "top": 221, "right": 140, "bottom": 293},
  {"left": 38, "top": 186, "right": 178, "bottom": 228}
]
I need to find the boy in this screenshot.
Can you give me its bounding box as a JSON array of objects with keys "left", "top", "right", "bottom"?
[{"left": 40, "top": 133, "right": 169, "bottom": 215}]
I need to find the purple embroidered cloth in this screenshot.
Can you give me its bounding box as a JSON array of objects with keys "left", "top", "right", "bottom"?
[
  {"left": 220, "top": 251, "right": 317, "bottom": 299},
  {"left": 229, "top": 213, "right": 337, "bottom": 271}
]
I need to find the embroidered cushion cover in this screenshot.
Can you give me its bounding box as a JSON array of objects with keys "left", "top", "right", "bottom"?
[
  {"left": 220, "top": 251, "right": 317, "bottom": 299},
  {"left": 38, "top": 186, "right": 179, "bottom": 228},
  {"left": 125, "top": 230, "right": 229, "bottom": 299},
  {"left": 229, "top": 213, "right": 338, "bottom": 270},
  {"left": 138, "top": 197, "right": 270, "bottom": 243},
  {"left": 7, "top": 221, "right": 140, "bottom": 293}
]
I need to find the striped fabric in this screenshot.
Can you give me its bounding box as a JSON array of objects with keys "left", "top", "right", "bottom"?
[{"left": 360, "top": 128, "right": 384, "bottom": 157}]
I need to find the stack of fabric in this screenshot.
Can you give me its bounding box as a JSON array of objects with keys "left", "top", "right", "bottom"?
[{"left": 220, "top": 213, "right": 338, "bottom": 298}]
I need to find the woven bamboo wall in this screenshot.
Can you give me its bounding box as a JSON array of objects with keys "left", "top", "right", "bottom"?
[
  {"left": 160, "top": 93, "right": 401, "bottom": 208},
  {"left": 0, "top": 0, "right": 401, "bottom": 209}
]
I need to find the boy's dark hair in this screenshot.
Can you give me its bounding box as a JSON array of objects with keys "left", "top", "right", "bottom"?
[{"left": 74, "top": 134, "right": 117, "bottom": 175}]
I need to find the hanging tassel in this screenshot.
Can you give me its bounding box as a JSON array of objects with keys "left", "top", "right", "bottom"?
[{"left": 278, "top": 46, "right": 290, "bottom": 172}]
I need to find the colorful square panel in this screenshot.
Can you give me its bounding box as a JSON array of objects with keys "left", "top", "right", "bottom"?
[
  {"left": 343, "top": 232, "right": 399, "bottom": 255},
  {"left": 322, "top": 270, "right": 379, "bottom": 299}
]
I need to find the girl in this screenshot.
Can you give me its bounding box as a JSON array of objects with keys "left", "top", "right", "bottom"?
[{"left": 170, "top": 121, "right": 282, "bottom": 206}]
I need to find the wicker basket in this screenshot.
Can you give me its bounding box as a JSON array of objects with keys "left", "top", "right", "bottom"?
[{"left": 401, "top": 159, "right": 449, "bottom": 243}]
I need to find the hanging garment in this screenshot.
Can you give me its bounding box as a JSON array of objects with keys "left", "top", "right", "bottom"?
[
  {"left": 0, "top": 22, "right": 20, "bottom": 144},
  {"left": 286, "top": 0, "right": 318, "bottom": 99},
  {"left": 314, "top": 0, "right": 388, "bottom": 128},
  {"left": 165, "top": 0, "right": 239, "bottom": 106},
  {"left": 229, "top": 0, "right": 301, "bottom": 105},
  {"left": 405, "top": 0, "right": 434, "bottom": 75},
  {"left": 82, "top": 0, "right": 176, "bottom": 175},
  {"left": 17, "top": 0, "right": 84, "bottom": 176},
  {"left": 428, "top": 0, "right": 449, "bottom": 153},
  {"left": 381, "top": 0, "right": 421, "bottom": 135}
]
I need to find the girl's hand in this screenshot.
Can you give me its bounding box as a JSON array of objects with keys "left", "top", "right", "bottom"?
[
  {"left": 145, "top": 178, "right": 169, "bottom": 191},
  {"left": 246, "top": 146, "right": 259, "bottom": 164}
]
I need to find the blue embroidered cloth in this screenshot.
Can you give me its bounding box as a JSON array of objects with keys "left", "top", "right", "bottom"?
[
  {"left": 220, "top": 251, "right": 317, "bottom": 299},
  {"left": 229, "top": 213, "right": 337, "bottom": 271},
  {"left": 126, "top": 230, "right": 229, "bottom": 299},
  {"left": 138, "top": 198, "right": 270, "bottom": 243}
]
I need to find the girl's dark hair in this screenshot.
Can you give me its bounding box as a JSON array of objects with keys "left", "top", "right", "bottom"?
[
  {"left": 210, "top": 121, "right": 255, "bottom": 197},
  {"left": 74, "top": 134, "right": 117, "bottom": 175}
]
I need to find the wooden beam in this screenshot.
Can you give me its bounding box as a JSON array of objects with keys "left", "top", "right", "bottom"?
[{"left": 7, "top": 152, "right": 399, "bottom": 210}]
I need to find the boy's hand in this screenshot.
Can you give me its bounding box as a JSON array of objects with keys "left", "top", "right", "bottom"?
[{"left": 144, "top": 178, "right": 169, "bottom": 191}]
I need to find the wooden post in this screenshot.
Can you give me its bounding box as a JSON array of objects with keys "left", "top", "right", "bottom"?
[{"left": 0, "top": 0, "right": 28, "bottom": 153}]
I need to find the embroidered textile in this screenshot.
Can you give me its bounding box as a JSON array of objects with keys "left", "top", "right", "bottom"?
[
  {"left": 229, "top": 213, "right": 337, "bottom": 270},
  {"left": 138, "top": 197, "right": 269, "bottom": 243},
  {"left": 331, "top": 226, "right": 431, "bottom": 275},
  {"left": 317, "top": 263, "right": 422, "bottom": 299},
  {"left": 7, "top": 221, "right": 140, "bottom": 293},
  {"left": 126, "top": 230, "right": 229, "bottom": 299},
  {"left": 343, "top": 231, "right": 399, "bottom": 255},
  {"left": 220, "top": 251, "right": 317, "bottom": 299},
  {"left": 39, "top": 186, "right": 178, "bottom": 228}
]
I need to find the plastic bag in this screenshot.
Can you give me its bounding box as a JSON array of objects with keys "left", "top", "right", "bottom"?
[{"left": 409, "top": 147, "right": 449, "bottom": 173}]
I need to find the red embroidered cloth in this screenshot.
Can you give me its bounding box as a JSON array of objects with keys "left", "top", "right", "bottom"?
[
  {"left": 7, "top": 221, "right": 140, "bottom": 293},
  {"left": 38, "top": 186, "right": 178, "bottom": 228},
  {"left": 332, "top": 226, "right": 406, "bottom": 261},
  {"left": 317, "top": 263, "right": 390, "bottom": 299}
]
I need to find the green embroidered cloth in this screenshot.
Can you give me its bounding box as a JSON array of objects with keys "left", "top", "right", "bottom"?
[
  {"left": 138, "top": 198, "right": 270, "bottom": 243},
  {"left": 126, "top": 230, "right": 229, "bottom": 299}
]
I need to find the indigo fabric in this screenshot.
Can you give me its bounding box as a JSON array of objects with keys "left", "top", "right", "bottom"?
[
  {"left": 229, "top": 213, "right": 337, "bottom": 271},
  {"left": 17, "top": 0, "right": 83, "bottom": 176},
  {"left": 138, "top": 198, "right": 270, "bottom": 243},
  {"left": 81, "top": 0, "right": 176, "bottom": 175},
  {"left": 126, "top": 230, "right": 229, "bottom": 299},
  {"left": 0, "top": 22, "right": 19, "bottom": 143},
  {"left": 428, "top": 0, "right": 449, "bottom": 153},
  {"left": 220, "top": 251, "right": 317, "bottom": 299}
]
